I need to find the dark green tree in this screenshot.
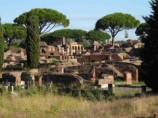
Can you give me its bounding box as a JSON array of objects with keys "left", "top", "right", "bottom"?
[
  {"left": 72, "top": 29, "right": 87, "bottom": 42},
  {"left": 41, "top": 29, "right": 87, "bottom": 44},
  {"left": 26, "top": 15, "right": 40, "bottom": 68},
  {"left": 0, "top": 18, "right": 4, "bottom": 70},
  {"left": 135, "top": 23, "right": 149, "bottom": 38},
  {"left": 140, "top": 0, "right": 158, "bottom": 92},
  {"left": 40, "top": 33, "right": 56, "bottom": 45},
  {"left": 3, "top": 23, "right": 26, "bottom": 50},
  {"left": 95, "top": 12, "right": 140, "bottom": 47},
  {"left": 86, "top": 30, "right": 111, "bottom": 43},
  {"left": 14, "top": 8, "right": 69, "bottom": 35}
]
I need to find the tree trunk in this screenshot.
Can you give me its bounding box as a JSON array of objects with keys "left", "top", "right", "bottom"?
[
  {"left": 7, "top": 39, "right": 12, "bottom": 50},
  {"left": 111, "top": 36, "right": 115, "bottom": 48}
]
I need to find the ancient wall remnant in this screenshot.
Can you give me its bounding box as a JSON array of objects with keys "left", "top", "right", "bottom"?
[
  {"left": 116, "top": 64, "right": 138, "bottom": 82},
  {"left": 40, "top": 72, "right": 84, "bottom": 87}
]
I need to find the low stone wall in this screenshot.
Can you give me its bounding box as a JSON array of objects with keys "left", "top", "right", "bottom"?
[
  {"left": 1, "top": 71, "right": 35, "bottom": 87},
  {"left": 2, "top": 73, "right": 16, "bottom": 86},
  {"left": 115, "top": 64, "right": 138, "bottom": 82},
  {"left": 40, "top": 72, "right": 84, "bottom": 87},
  {"left": 64, "top": 65, "right": 93, "bottom": 73}
]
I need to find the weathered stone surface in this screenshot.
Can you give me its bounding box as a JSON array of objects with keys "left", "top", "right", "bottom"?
[
  {"left": 40, "top": 72, "right": 84, "bottom": 87},
  {"left": 29, "top": 69, "right": 38, "bottom": 75},
  {"left": 95, "top": 64, "right": 124, "bottom": 78},
  {"left": 116, "top": 64, "right": 138, "bottom": 82},
  {"left": 64, "top": 65, "right": 93, "bottom": 74},
  {"left": 125, "top": 72, "right": 132, "bottom": 84},
  {"left": 98, "top": 75, "right": 114, "bottom": 85}
]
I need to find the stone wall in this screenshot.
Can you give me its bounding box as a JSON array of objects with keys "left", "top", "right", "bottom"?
[
  {"left": 77, "top": 54, "right": 109, "bottom": 63},
  {"left": 41, "top": 72, "right": 84, "bottom": 87},
  {"left": 2, "top": 73, "right": 17, "bottom": 86},
  {"left": 110, "top": 53, "right": 123, "bottom": 60},
  {"left": 64, "top": 65, "right": 93, "bottom": 74},
  {"left": 94, "top": 66, "right": 123, "bottom": 79},
  {"left": 97, "top": 74, "right": 114, "bottom": 85},
  {"left": 115, "top": 64, "right": 138, "bottom": 82},
  {"left": 1, "top": 70, "right": 36, "bottom": 87}
]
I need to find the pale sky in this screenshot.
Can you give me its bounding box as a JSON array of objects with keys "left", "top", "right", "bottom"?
[{"left": 0, "top": 0, "right": 151, "bottom": 41}]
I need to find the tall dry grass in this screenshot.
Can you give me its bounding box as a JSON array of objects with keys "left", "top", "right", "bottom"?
[{"left": 0, "top": 91, "right": 158, "bottom": 118}]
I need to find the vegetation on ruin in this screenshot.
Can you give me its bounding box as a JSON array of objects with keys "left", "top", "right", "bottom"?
[
  {"left": 95, "top": 12, "right": 140, "bottom": 47},
  {"left": 0, "top": 18, "right": 4, "bottom": 70},
  {"left": 26, "top": 15, "right": 40, "bottom": 68},
  {"left": 140, "top": 0, "right": 158, "bottom": 92}
]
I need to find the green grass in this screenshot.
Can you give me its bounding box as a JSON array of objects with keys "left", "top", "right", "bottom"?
[
  {"left": 114, "top": 80, "right": 146, "bottom": 86},
  {"left": 0, "top": 89, "right": 157, "bottom": 118},
  {"left": 0, "top": 79, "right": 155, "bottom": 118}
]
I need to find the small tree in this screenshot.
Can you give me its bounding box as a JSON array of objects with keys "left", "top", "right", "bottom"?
[
  {"left": 26, "top": 15, "right": 40, "bottom": 68},
  {"left": 140, "top": 0, "right": 158, "bottom": 92},
  {"left": 86, "top": 30, "right": 111, "bottom": 44},
  {"left": 0, "top": 18, "right": 4, "bottom": 70},
  {"left": 3, "top": 23, "right": 26, "bottom": 50},
  {"left": 95, "top": 12, "right": 140, "bottom": 47}
]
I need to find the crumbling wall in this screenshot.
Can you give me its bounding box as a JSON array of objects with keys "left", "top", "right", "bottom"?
[
  {"left": 95, "top": 65, "right": 123, "bottom": 79},
  {"left": 115, "top": 64, "right": 138, "bottom": 82},
  {"left": 41, "top": 72, "right": 84, "bottom": 87},
  {"left": 64, "top": 65, "right": 93, "bottom": 74}
]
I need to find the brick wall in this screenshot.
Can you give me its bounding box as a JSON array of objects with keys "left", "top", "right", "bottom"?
[{"left": 77, "top": 54, "right": 109, "bottom": 63}]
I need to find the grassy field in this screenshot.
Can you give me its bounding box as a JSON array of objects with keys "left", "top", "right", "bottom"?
[{"left": 0, "top": 85, "right": 157, "bottom": 118}]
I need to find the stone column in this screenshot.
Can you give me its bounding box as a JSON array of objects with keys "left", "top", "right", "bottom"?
[
  {"left": 135, "top": 69, "right": 138, "bottom": 82},
  {"left": 94, "top": 45, "right": 96, "bottom": 51},
  {"left": 62, "top": 48, "right": 64, "bottom": 55},
  {"left": 125, "top": 72, "right": 132, "bottom": 84},
  {"left": 67, "top": 47, "right": 69, "bottom": 55},
  {"left": 61, "top": 67, "right": 64, "bottom": 73}
]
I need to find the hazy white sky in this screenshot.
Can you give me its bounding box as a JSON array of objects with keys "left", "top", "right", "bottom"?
[{"left": 0, "top": 0, "right": 151, "bottom": 41}]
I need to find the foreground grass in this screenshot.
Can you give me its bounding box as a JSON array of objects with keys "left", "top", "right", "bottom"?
[{"left": 0, "top": 91, "right": 158, "bottom": 118}]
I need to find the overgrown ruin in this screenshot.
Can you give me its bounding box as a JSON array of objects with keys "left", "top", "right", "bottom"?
[{"left": 0, "top": 37, "right": 143, "bottom": 89}]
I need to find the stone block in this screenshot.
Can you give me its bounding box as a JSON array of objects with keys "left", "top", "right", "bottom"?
[
  {"left": 100, "top": 84, "right": 115, "bottom": 89},
  {"left": 98, "top": 77, "right": 114, "bottom": 85}
]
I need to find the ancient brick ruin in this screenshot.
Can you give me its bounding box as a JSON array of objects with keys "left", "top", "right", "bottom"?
[{"left": 0, "top": 38, "right": 143, "bottom": 89}]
